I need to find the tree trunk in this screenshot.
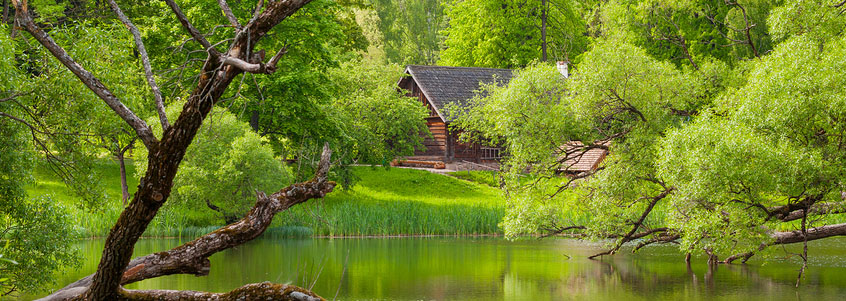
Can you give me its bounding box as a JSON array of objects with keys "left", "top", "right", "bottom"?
[
  {"left": 250, "top": 109, "right": 260, "bottom": 132},
  {"left": 2, "top": 0, "right": 9, "bottom": 23},
  {"left": 116, "top": 152, "right": 129, "bottom": 207},
  {"left": 39, "top": 145, "right": 336, "bottom": 300}
]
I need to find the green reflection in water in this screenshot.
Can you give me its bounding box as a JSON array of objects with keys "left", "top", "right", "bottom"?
[{"left": 25, "top": 237, "right": 846, "bottom": 300}]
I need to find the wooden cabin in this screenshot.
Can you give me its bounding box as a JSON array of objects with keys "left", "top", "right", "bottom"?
[
  {"left": 396, "top": 64, "right": 607, "bottom": 173},
  {"left": 397, "top": 65, "right": 512, "bottom": 165}
]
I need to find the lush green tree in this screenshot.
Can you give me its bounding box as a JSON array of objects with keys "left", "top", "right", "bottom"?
[
  {"left": 135, "top": 104, "right": 290, "bottom": 225},
  {"left": 370, "top": 0, "right": 445, "bottom": 65},
  {"left": 0, "top": 28, "right": 78, "bottom": 297},
  {"left": 660, "top": 34, "right": 846, "bottom": 269},
  {"left": 768, "top": 0, "right": 846, "bottom": 46},
  {"left": 452, "top": 40, "right": 729, "bottom": 251},
  {"left": 455, "top": 1, "right": 846, "bottom": 275},
  {"left": 328, "top": 56, "right": 430, "bottom": 165},
  {"left": 440, "top": 0, "right": 592, "bottom": 68},
  {"left": 599, "top": 0, "right": 777, "bottom": 68}
]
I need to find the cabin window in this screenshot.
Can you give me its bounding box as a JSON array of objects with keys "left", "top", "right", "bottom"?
[{"left": 480, "top": 147, "right": 502, "bottom": 160}]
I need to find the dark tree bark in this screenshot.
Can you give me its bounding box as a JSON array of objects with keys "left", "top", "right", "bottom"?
[
  {"left": 114, "top": 138, "right": 135, "bottom": 207},
  {"left": 116, "top": 152, "right": 129, "bottom": 207},
  {"left": 11, "top": 0, "right": 320, "bottom": 299},
  {"left": 2, "top": 0, "right": 9, "bottom": 23}
]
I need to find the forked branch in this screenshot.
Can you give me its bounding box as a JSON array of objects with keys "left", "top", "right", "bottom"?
[
  {"left": 589, "top": 185, "right": 674, "bottom": 259},
  {"left": 12, "top": 0, "right": 158, "bottom": 149}
]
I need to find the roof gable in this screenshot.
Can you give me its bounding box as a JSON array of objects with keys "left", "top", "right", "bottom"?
[{"left": 405, "top": 65, "right": 513, "bottom": 122}]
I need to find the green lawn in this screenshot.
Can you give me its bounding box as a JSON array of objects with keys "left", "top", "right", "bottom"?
[
  {"left": 447, "top": 170, "right": 501, "bottom": 188},
  {"left": 25, "top": 161, "right": 505, "bottom": 238}
]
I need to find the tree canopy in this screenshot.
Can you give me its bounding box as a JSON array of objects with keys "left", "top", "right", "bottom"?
[{"left": 450, "top": 0, "right": 846, "bottom": 279}]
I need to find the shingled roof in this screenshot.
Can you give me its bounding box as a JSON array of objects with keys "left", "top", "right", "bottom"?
[
  {"left": 404, "top": 65, "right": 513, "bottom": 122},
  {"left": 559, "top": 142, "right": 609, "bottom": 174}
]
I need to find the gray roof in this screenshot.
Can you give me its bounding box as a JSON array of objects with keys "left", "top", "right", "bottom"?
[{"left": 405, "top": 65, "right": 513, "bottom": 122}]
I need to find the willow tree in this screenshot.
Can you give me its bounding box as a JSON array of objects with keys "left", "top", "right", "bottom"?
[
  {"left": 9, "top": 0, "right": 335, "bottom": 299},
  {"left": 452, "top": 0, "right": 846, "bottom": 279}
]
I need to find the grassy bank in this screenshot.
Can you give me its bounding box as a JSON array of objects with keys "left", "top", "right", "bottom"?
[
  {"left": 26, "top": 161, "right": 505, "bottom": 238},
  {"left": 447, "top": 170, "right": 500, "bottom": 188},
  {"left": 275, "top": 167, "right": 504, "bottom": 236}
]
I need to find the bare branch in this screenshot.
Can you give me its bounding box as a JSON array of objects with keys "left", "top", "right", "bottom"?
[
  {"left": 218, "top": 0, "right": 242, "bottom": 29},
  {"left": 253, "top": 0, "right": 265, "bottom": 17},
  {"left": 0, "top": 91, "right": 31, "bottom": 102},
  {"left": 164, "top": 0, "right": 214, "bottom": 51},
  {"left": 266, "top": 46, "right": 288, "bottom": 72},
  {"left": 721, "top": 222, "right": 846, "bottom": 265},
  {"left": 539, "top": 224, "right": 586, "bottom": 238},
  {"left": 11, "top": 1, "right": 158, "bottom": 149},
  {"left": 726, "top": 1, "right": 760, "bottom": 58},
  {"left": 773, "top": 222, "right": 846, "bottom": 245},
  {"left": 221, "top": 46, "right": 287, "bottom": 74},
  {"left": 589, "top": 186, "right": 674, "bottom": 259},
  {"left": 633, "top": 233, "right": 680, "bottom": 252},
  {"left": 777, "top": 202, "right": 846, "bottom": 222},
  {"left": 108, "top": 0, "right": 170, "bottom": 130},
  {"left": 722, "top": 251, "right": 755, "bottom": 264}
]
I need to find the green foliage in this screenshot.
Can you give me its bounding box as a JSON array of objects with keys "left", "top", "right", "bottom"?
[
  {"left": 440, "top": 0, "right": 591, "bottom": 68},
  {"left": 451, "top": 40, "right": 724, "bottom": 243},
  {"left": 453, "top": 0, "right": 846, "bottom": 259},
  {"left": 327, "top": 57, "right": 429, "bottom": 166},
  {"left": 600, "top": 0, "right": 777, "bottom": 67},
  {"left": 768, "top": 0, "right": 846, "bottom": 46},
  {"left": 449, "top": 63, "right": 581, "bottom": 171},
  {"left": 0, "top": 28, "right": 79, "bottom": 295},
  {"left": 0, "top": 120, "right": 78, "bottom": 295},
  {"left": 659, "top": 34, "right": 846, "bottom": 253},
  {"left": 9, "top": 21, "right": 154, "bottom": 210},
  {"left": 213, "top": 0, "right": 371, "bottom": 158},
  {"left": 0, "top": 196, "right": 80, "bottom": 296},
  {"left": 370, "top": 0, "right": 445, "bottom": 64},
  {"left": 136, "top": 104, "right": 290, "bottom": 225}
]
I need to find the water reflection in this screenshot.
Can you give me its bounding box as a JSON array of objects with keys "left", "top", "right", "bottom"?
[{"left": 26, "top": 237, "right": 846, "bottom": 300}]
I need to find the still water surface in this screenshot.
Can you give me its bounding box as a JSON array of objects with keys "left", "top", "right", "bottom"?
[{"left": 31, "top": 237, "right": 846, "bottom": 300}]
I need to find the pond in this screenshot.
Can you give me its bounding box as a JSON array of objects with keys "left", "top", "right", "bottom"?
[{"left": 29, "top": 237, "right": 846, "bottom": 300}]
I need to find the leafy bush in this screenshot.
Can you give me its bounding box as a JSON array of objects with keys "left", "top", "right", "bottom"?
[{"left": 137, "top": 105, "right": 290, "bottom": 225}]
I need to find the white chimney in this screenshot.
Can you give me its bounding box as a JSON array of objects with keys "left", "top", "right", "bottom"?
[{"left": 557, "top": 60, "right": 569, "bottom": 78}]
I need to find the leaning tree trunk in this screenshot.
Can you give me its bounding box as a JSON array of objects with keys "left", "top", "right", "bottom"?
[
  {"left": 40, "top": 145, "right": 336, "bottom": 301},
  {"left": 12, "top": 0, "right": 320, "bottom": 299}
]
